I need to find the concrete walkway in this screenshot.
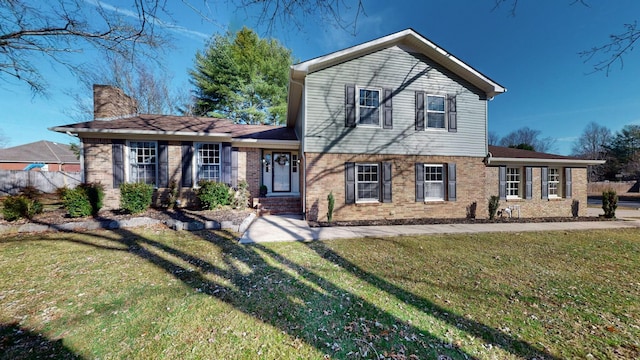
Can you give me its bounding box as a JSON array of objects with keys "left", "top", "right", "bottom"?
[{"left": 239, "top": 208, "right": 640, "bottom": 244}]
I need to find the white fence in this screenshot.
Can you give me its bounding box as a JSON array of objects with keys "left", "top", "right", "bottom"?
[{"left": 0, "top": 170, "right": 82, "bottom": 195}]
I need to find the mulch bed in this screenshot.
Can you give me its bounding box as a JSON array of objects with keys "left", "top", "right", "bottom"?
[
  {"left": 308, "top": 216, "right": 617, "bottom": 228},
  {"left": 0, "top": 206, "right": 253, "bottom": 227}
]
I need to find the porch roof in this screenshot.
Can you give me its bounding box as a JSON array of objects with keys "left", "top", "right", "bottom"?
[{"left": 486, "top": 145, "right": 606, "bottom": 167}]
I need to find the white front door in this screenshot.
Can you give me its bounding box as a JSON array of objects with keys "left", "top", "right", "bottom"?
[{"left": 272, "top": 152, "right": 291, "bottom": 192}]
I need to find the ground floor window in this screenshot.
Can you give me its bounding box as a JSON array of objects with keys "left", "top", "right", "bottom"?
[
  {"left": 548, "top": 167, "right": 560, "bottom": 197},
  {"left": 424, "top": 164, "right": 444, "bottom": 201},
  {"left": 196, "top": 143, "right": 221, "bottom": 182},
  {"left": 506, "top": 167, "right": 520, "bottom": 198},
  {"left": 356, "top": 163, "right": 379, "bottom": 202},
  {"left": 129, "top": 141, "right": 157, "bottom": 185}
]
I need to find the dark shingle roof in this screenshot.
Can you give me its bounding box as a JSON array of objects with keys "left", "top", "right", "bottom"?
[
  {"left": 488, "top": 145, "right": 579, "bottom": 160},
  {"left": 0, "top": 140, "right": 79, "bottom": 164},
  {"left": 52, "top": 114, "right": 298, "bottom": 141}
]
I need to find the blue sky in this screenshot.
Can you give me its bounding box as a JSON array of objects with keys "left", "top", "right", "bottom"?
[{"left": 2, "top": 0, "right": 640, "bottom": 155}]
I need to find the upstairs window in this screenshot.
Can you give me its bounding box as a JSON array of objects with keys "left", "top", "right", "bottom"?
[
  {"left": 357, "top": 88, "right": 381, "bottom": 126},
  {"left": 129, "top": 141, "right": 157, "bottom": 185},
  {"left": 426, "top": 95, "right": 446, "bottom": 129},
  {"left": 196, "top": 143, "right": 221, "bottom": 182}
]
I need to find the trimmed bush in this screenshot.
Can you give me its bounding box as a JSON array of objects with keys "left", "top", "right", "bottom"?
[
  {"left": 488, "top": 195, "right": 500, "bottom": 220},
  {"left": 197, "top": 180, "right": 231, "bottom": 210},
  {"left": 120, "top": 182, "right": 154, "bottom": 214},
  {"left": 327, "top": 191, "right": 335, "bottom": 223},
  {"left": 62, "top": 183, "right": 104, "bottom": 218},
  {"left": 2, "top": 195, "right": 43, "bottom": 221},
  {"left": 602, "top": 188, "right": 618, "bottom": 219}
]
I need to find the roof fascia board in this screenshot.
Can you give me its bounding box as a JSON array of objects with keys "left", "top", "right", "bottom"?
[{"left": 231, "top": 139, "right": 300, "bottom": 149}]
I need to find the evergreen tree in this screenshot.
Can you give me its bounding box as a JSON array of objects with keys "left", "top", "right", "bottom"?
[{"left": 190, "top": 27, "right": 294, "bottom": 125}]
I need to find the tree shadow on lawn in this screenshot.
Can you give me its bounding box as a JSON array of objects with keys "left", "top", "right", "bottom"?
[
  {"left": 0, "top": 322, "right": 82, "bottom": 360},
  {"left": 14, "top": 217, "right": 558, "bottom": 359}
]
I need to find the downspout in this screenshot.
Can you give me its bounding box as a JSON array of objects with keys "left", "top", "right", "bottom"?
[{"left": 290, "top": 77, "right": 306, "bottom": 219}]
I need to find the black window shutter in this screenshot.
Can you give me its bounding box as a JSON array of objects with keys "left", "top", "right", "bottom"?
[
  {"left": 447, "top": 95, "right": 457, "bottom": 132},
  {"left": 415, "top": 91, "right": 425, "bottom": 131},
  {"left": 231, "top": 147, "right": 238, "bottom": 189},
  {"left": 499, "top": 166, "right": 506, "bottom": 200},
  {"left": 345, "top": 162, "right": 355, "bottom": 204},
  {"left": 112, "top": 140, "right": 125, "bottom": 188},
  {"left": 565, "top": 168, "right": 572, "bottom": 199},
  {"left": 541, "top": 167, "right": 549, "bottom": 199},
  {"left": 381, "top": 162, "right": 392, "bottom": 203},
  {"left": 415, "top": 163, "right": 424, "bottom": 202},
  {"left": 181, "top": 141, "right": 193, "bottom": 188},
  {"left": 525, "top": 166, "right": 532, "bottom": 200},
  {"left": 447, "top": 163, "right": 457, "bottom": 201},
  {"left": 158, "top": 141, "right": 169, "bottom": 188},
  {"left": 383, "top": 88, "right": 393, "bottom": 129},
  {"left": 345, "top": 84, "right": 356, "bottom": 128},
  {"left": 222, "top": 142, "right": 232, "bottom": 185}
]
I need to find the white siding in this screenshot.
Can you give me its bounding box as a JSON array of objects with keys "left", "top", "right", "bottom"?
[{"left": 303, "top": 46, "right": 488, "bottom": 157}]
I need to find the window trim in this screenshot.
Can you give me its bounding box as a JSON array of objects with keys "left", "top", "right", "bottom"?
[
  {"left": 423, "top": 164, "right": 445, "bottom": 201},
  {"left": 426, "top": 94, "right": 447, "bottom": 131},
  {"left": 194, "top": 142, "right": 222, "bottom": 184},
  {"left": 126, "top": 140, "right": 158, "bottom": 186},
  {"left": 355, "top": 162, "right": 380, "bottom": 203},
  {"left": 548, "top": 167, "right": 561, "bottom": 198},
  {"left": 356, "top": 86, "right": 382, "bottom": 128},
  {"left": 506, "top": 166, "right": 521, "bottom": 199}
]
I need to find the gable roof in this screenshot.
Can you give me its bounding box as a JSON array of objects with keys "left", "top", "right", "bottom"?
[
  {"left": 287, "top": 28, "right": 506, "bottom": 127},
  {"left": 0, "top": 140, "right": 79, "bottom": 164},
  {"left": 486, "top": 145, "right": 606, "bottom": 166},
  {"left": 50, "top": 115, "right": 298, "bottom": 148}
]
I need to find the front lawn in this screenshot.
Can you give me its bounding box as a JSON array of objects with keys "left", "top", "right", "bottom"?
[{"left": 1, "top": 227, "right": 639, "bottom": 359}]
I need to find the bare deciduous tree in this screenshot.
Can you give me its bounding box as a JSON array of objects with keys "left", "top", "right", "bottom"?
[
  {"left": 1, "top": 0, "right": 366, "bottom": 93},
  {"left": 493, "top": 0, "right": 638, "bottom": 74},
  {"left": 571, "top": 121, "right": 611, "bottom": 159},
  {"left": 488, "top": 131, "right": 500, "bottom": 145},
  {"left": 66, "top": 57, "right": 193, "bottom": 121},
  {"left": 498, "top": 126, "right": 557, "bottom": 153}
]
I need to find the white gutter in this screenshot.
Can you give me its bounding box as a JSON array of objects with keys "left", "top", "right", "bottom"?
[{"left": 486, "top": 157, "right": 606, "bottom": 166}]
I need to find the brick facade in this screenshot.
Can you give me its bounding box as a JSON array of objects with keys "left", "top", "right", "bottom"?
[
  {"left": 82, "top": 139, "right": 259, "bottom": 210},
  {"left": 304, "top": 152, "right": 590, "bottom": 222},
  {"left": 305, "top": 152, "right": 488, "bottom": 222},
  {"left": 485, "top": 166, "right": 588, "bottom": 218}
]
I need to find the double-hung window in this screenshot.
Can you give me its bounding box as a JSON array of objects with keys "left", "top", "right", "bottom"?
[
  {"left": 129, "top": 141, "right": 157, "bottom": 185},
  {"left": 196, "top": 143, "right": 221, "bottom": 182},
  {"left": 424, "top": 164, "right": 444, "bottom": 201},
  {"left": 548, "top": 168, "right": 560, "bottom": 197},
  {"left": 356, "top": 163, "right": 379, "bottom": 202},
  {"left": 506, "top": 167, "right": 521, "bottom": 198},
  {"left": 426, "top": 95, "right": 446, "bottom": 129},
  {"left": 357, "top": 88, "right": 381, "bottom": 126}
]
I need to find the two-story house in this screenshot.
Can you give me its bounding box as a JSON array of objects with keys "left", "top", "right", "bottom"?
[{"left": 51, "top": 29, "right": 603, "bottom": 220}]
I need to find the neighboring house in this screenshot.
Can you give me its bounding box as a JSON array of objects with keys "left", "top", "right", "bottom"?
[
  {"left": 51, "top": 29, "right": 604, "bottom": 219},
  {"left": 0, "top": 140, "right": 80, "bottom": 172}
]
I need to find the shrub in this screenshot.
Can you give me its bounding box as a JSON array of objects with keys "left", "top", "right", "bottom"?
[
  {"left": 602, "top": 189, "right": 618, "bottom": 219},
  {"left": 19, "top": 185, "right": 41, "bottom": 200},
  {"left": 120, "top": 182, "right": 154, "bottom": 214},
  {"left": 2, "top": 195, "right": 43, "bottom": 221},
  {"left": 232, "top": 180, "right": 250, "bottom": 210},
  {"left": 63, "top": 187, "right": 92, "bottom": 218},
  {"left": 327, "top": 191, "right": 335, "bottom": 223},
  {"left": 62, "top": 183, "right": 104, "bottom": 218},
  {"left": 162, "top": 180, "right": 179, "bottom": 209},
  {"left": 488, "top": 195, "right": 500, "bottom": 220},
  {"left": 197, "top": 180, "right": 231, "bottom": 210}
]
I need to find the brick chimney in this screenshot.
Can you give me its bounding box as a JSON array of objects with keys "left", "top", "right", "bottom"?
[{"left": 93, "top": 84, "right": 139, "bottom": 120}]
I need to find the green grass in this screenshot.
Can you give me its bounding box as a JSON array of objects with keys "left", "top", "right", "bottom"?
[{"left": 1, "top": 228, "right": 639, "bottom": 359}]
